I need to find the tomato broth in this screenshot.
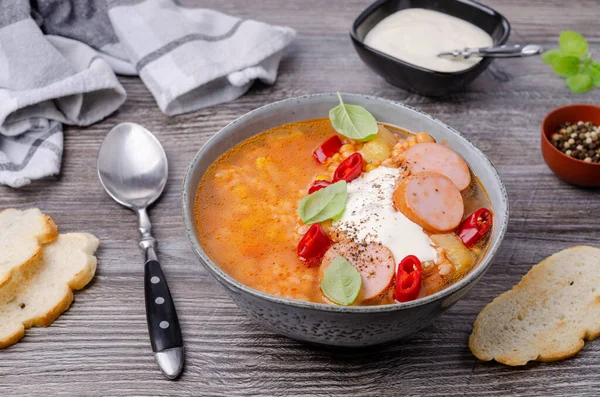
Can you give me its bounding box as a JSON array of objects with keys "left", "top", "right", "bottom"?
[{"left": 194, "top": 118, "right": 492, "bottom": 305}]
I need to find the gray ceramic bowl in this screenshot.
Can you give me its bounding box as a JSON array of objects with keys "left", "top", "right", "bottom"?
[{"left": 183, "top": 93, "right": 509, "bottom": 347}]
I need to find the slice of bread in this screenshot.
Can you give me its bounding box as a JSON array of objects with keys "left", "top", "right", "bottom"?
[
  {"left": 469, "top": 246, "right": 600, "bottom": 366},
  {"left": 0, "top": 233, "right": 99, "bottom": 348},
  {"left": 0, "top": 208, "right": 58, "bottom": 288}
]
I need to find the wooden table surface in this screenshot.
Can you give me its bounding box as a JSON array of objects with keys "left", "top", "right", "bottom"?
[{"left": 2, "top": 0, "right": 600, "bottom": 395}]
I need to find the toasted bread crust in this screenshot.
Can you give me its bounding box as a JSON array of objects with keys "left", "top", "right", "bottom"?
[
  {"left": 0, "top": 209, "right": 59, "bottom": 288},
  {"left": 0, "top": 233, "right": 98, "bottom": 349},
  {"left": 38, "top": 214, "right": 59, "bottom": 245},
  {"left": 469, "top": 246, "right": 600, "bottom": 366}
]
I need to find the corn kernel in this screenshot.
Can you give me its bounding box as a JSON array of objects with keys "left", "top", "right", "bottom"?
[
  {"left": 365, "top": 163, "right": 378, "bottom": 172},
  {"left": 232, "top": 184, "right": 249, "bottom": 198},
  {"left": 314, "top": 174, "right": 329, "bottom": 181},
  {"left": 416, "top": 132, "right": 435, "bottom": 143},
  {"left": 381, "top": 158, "right": 396, "bottom": 167},
  {"left": 331, "top": 153, "right": 341, "bottom": 162},
  {"left": 340, "top": 144, "right": 355, "bottom": 153},
  {"left": 255, "top": 156, "right": 271, "bottom": 169},
  {"left": 214, "top": 169, "right": 234, "bottom": 182},
  {"left": 394, "top": 152, "right": 406, "bottom": 163}
]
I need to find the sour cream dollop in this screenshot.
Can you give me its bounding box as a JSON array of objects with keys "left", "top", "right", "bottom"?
[{"left": 333, "top": 166, "right": 437, "bottom": 264}]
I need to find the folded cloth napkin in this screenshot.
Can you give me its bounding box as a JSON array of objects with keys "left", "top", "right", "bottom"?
[
  {"left": 0, "top": 0, "right": 296, "bottom": 188},
  {"left": 106, "top": 0, "right": 296, "bottom": 114},
  {"left": 0, "top": 1, "right": 126, "bottom": 188}
]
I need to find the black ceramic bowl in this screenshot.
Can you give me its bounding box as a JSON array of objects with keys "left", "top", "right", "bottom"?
[{"left": 350, "top": 0, "right": 511, "bottom": 96}]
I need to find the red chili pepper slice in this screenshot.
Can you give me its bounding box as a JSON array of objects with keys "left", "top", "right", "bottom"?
[
  {"left": 394, "top": 255, "right": 422, "bottom": 303},
  {"left": 297, "top": 224, "right": 332, "bottom": 266},
  {"left": 333, "top": 152, "right": 363, "bottom": 183},
  {"left": 308, "top": 180, "right": 332, "bottom": 194},
  {"left": 457, "top": 208, "right": 493, "bottom": 248},
  {"left": 313, "top": 136, "right": 343, "bottom": 163}
]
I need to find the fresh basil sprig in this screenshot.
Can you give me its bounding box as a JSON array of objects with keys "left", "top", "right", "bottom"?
[
  {"left": 320, "top": 256, "right": 362, "bottom": 306},
  {"left": 542, "top": 31, "right": 600, "bottom": 93},
  {"left": 329, "top": 93, "right": 378, "bottom": 141},
  {"left": 297, "top": 180, "right": 347, "bottom": 224}
]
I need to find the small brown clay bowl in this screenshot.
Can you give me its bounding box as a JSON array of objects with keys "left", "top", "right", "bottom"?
[{"left": 541, "top": 104, "right": 600, "bottom": 187}]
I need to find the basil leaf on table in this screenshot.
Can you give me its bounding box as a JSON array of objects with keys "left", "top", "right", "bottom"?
[
  {"left": 542, "top": 30, "right": 600, "bottom": 94},
  {"left": 590, "top": 63, "right": 600, "bottom": 84},
  {"left": 551, "top": 56, "right": 581, "bottom": 77},
  {"left": 298, "top": 180, "right": 347, "bottom": 224},
  {"left": 559, "top": 31, "right": 588, "bottom": 57},
  {"left": 320, "top": 256, "right": 361, "bottom": 306},
  {"left": 329, "top": 93, "right": 378, "bottom": 142},
  {"left": 541, "top": 49, "right": 563, "bottom": 65},
  {"left": 566, "top": 74, "right": 593, "bottom": 93},
  {"left": 583, "top": 67, "right": 600, "bottom": 87},
  {"left": 586, "top": 65, "right": 600, "bottom": 77}
]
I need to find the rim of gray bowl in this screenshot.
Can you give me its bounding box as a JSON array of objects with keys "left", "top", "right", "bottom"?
[{"left": 182, "top": 93, "right": 509, "bottom": 314}]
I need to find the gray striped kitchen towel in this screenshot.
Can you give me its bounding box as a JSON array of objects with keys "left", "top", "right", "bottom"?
[
  {"left": 0, "top": 0, "right": 295, "bottom": 187},
  {"left": 105, "top": 0, "right": 296, "bottom": 114},
  {"left": 0, "top": 1, "right": 126, "bottom": 188}
]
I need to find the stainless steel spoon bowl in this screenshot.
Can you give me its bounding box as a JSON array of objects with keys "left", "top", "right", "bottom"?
[
  {"left": 438, "top": 44, "right": 544, "bottom": 59},
  {"left": 97, "top": 122, "right": 184, "bottom": 380}
]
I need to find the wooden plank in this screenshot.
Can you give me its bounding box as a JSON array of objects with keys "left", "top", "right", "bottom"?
[{"left": 1, "top": 0, "right": 600, "bottom": 395}]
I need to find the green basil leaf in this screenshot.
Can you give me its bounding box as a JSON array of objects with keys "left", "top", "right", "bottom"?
[
  {"left": 331, "top": 208, "right": 345, "bottom": 222},
  {"left": 583, "top": 67, "right": 600, "bottom": 82},
  {"left": 541, "top": 49, "right": 563, "bottom": 65},
  {"left": 566, "top": 73, "right": 593, "bottom": 93},
  {"left": 329, "top": 93, "right": 378, "bottom": 142},
  {"left": 298, "top": 181, "right": 347, "bottom": 224},
  {"left": 586, "top": 66, "right": 600, "bottom": 77},
  {"left": 589, "top": 63, "right": 600, "bottom": 87},
  {"left": 320, "top": 256, "right": 361, "bottom": 305},
  {"left": 559, "top": 31, "right": 588, "bottom": 57},
  {"left": 590, "top": 62, "right": 600, "bottom": 76},
  {"left": 552, "top": 56, "right": 580, "bottom": 77}
]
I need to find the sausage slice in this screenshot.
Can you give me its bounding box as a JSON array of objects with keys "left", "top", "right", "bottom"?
[
  {"left": 320, "top": 241, "right": 395, "bottom": 303},
  {"left": 393, "top": 171, "right": 464, "bottom": 233},
  {"left": 404, "top": 142, "right": 471, "bottom": 191}
]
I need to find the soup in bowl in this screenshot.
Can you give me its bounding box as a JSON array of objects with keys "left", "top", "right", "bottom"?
[{"left": 183, "top": 93, "right": 508, "bottom": 346}]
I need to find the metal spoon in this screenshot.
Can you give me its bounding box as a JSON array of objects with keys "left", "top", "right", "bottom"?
[
  {"left": 438, "top": 44, "right": 544, "bottom": 59},
  {"left": 97, "top": 122, "right": 184, "bottom": 380}
]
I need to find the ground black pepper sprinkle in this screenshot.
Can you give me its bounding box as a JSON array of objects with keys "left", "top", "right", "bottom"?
[{"left": 551, "top": 121, "right": 600, "bottom": 163}]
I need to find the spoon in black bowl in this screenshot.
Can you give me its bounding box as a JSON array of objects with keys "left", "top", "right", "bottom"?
[
  {"left": 97, "top": 122, "right": 184, "bottom": 380},
  {"left": 438, "top": 44, "right": 543, "bottom": 59}
]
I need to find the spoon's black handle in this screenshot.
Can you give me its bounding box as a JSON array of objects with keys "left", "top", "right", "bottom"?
[{"left": 144, "top": 260, "right": 183, "bottom": 352}]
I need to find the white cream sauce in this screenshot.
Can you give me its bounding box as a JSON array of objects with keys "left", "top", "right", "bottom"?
[
  {"left": 333, "top": 167, "right": 437, "bottom": 264},
  {"left": 364, "top": 8, "right": 494, "bottom": 73}
]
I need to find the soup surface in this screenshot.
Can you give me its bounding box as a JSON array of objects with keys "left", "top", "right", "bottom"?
[{"left": 195, "top": 118, "right": 492, "bottom": 305}]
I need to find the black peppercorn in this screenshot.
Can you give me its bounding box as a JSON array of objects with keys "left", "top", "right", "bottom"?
[{"left": 551, "top": 121, "right": 600, "bottom": 159}]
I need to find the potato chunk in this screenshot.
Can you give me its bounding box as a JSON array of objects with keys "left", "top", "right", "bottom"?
[
  {"left": 430, "top": 233, "right": 475, "bottom": 273},
  {"left": 360, "top": 126, "right": 396, "bottom": 163}
]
